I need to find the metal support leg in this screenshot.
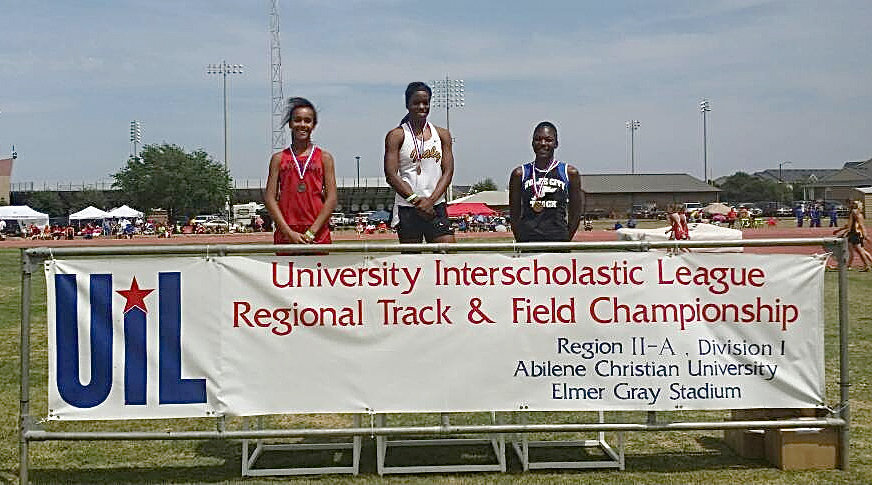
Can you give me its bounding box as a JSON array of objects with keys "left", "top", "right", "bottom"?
[
  {"left": 376, "top": 413, "right": 506, "bottom": 475},
  {"left": 242, "top": 414, "right": 361, "bottom": 476},
  {"left": 19, "top": 251, "right": 34, "bottom": 485},
  {"left": 836, "top": 241, "right": 851, "bottom": 470},
  {"left": 511, "top": 410, "right": 624, "bottom": 471}
]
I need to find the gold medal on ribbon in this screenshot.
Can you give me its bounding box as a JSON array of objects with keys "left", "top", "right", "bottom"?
[
  {"left": 530, "top": 159, "right": 559, "bottom": 214},
  {"left": 290, "top": 145, "right": 317, "bottom": 194}
]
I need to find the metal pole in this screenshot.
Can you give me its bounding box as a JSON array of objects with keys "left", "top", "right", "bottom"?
[
  {"left": 702, "top": 110, "right": 708, "bottom": 183},
  {"left": 355, "top": 156, "right": 360, "bottom": 188},
  {"left": 24, "top": 417, "right": 847, "bottom": 442},
  {"left": 223, "top": 65, "right": 228, "bottom": 179},
  {"left": 223, "top": 65, "right": 230, "bottom": 221},
  {"left": 19, "top": 250, "right": 33, "bottom": 485},
  {"left": 630, "top": 127, "right": 635, "bottom": 174},
  {"left": 837, "top": 239, "right": 851, "bottom": 470}
]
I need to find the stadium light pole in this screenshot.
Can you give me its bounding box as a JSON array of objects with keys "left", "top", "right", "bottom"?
[
  {"left": 625, "top": 120, "right": 640, "bottom": 174},
  {"left": 700, "top": 98, "right": 712, "bottom": 183},
  {"left": 206, "top": 60, "right": 244, "bottom": 220},
  {"left": 778, "top": 161, "right": 792, "bottom": 204},
  {"left": 129, "top": 120, "right": 142, "bottom": 160},
  {"left": 355, "top": 156, "right": 360, "bottom": 188},
  {"left": 430, "top": 76, "right": 464, "bottom": 200}
]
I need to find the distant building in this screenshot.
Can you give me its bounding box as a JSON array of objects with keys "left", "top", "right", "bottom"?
[
  {"left": 0, "top": 156, "right": 13, "bottom": 205},
  {"left": 805, "top": 158, "right": 872, "bottom": 202},
  {"left": 580, "top": 173, "right": 720, "bottom": 216},
  {"left": 754, "top": 168, "right": 841, "bottom": 200}
]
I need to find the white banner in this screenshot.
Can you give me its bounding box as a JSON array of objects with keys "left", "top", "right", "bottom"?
[{"left": 46, "top": 252, "right": 825, "bottom": 420}]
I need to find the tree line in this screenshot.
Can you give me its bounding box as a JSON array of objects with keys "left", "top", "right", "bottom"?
[{"left": 19, "top": 144, "right": 231, "bottom": 221}]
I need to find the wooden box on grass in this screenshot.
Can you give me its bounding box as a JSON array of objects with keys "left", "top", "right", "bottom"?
[
  {"left": 764, "top": 425, "right": 839, "bottom": 470},
  {"left": 724, "top": 409, "right": 824, "bottom": 461}
]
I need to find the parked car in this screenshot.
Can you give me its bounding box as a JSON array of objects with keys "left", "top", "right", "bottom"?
[
  {"left": 201, "top": 218, "right": 229, "bottom": 231},
  {"left": 683, "top": 202, "right": 703, "bottom": 212},
  {"left": 775, "top": 206, "right": 794, "bottom": 217},
  {"left": 330, "top": 212, "right": 352, "bottom": 227},
  {"left": 629, "top": 204, "right": 656, "bottom": 219},
  {"left": 192, "top": 214, "right": 220, "bottom": 225},
  {"left": 736, "top": 203, "right": 763, "bottom": 217},
  {"left": 823, "top": 200, "right": 850, "bottom": 217}
]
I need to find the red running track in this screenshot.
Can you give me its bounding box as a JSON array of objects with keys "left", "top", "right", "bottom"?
[{"left": 0, "top": 224, "right": 842, "bottom": 254}]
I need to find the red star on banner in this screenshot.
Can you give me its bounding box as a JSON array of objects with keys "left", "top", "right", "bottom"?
[{"left": 116, "top": 277, "right": 154, "bottom": 313}]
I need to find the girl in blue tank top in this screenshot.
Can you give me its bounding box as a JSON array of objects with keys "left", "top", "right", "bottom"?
[{"left": 509, "top": 122, "right": 582, "bottom": 242}]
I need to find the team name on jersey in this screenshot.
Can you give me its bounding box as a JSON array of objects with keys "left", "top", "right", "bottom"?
[
  {"left": 523, "top": 177, "right": 566, "bottom": 191},
  {"left": 410, "top": 146, "right": 442, "bottom": 162}
]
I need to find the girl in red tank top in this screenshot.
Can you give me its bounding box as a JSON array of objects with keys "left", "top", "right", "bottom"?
[{"left": 265, "top": 97, "right": 337, "bottom": 246}]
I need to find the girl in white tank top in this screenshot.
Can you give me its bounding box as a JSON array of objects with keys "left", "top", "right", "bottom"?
[{"left": 394, "top": 121, "right": 444, "bottom": 209}]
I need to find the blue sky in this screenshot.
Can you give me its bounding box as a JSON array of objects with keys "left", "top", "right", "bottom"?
[{"left": 1, "top": 0, "right": 870, "bottom": 188}]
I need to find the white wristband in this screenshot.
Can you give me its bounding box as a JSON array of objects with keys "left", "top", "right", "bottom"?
[{"left": 406, "top": 193, "right": 419, "bottom": 203}]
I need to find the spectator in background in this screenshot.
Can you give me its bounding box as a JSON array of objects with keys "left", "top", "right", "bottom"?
[
  {"left": 829, "top": 205, "right": 838, "bottom": 228},
  {"left": 834, "top": 200, "right": 872, "bottom": 271},
  {"left": 809, "top": 204, "right": 822, "bottom": 228},
  {"left": 795, "top": 205, "right": 804, "bottom": 227},
  {"left": 626, "top": 217, "right": 637, "bottom": 229},
  {"left": 726, "top": 208, "right": 737, "bottom": 229}
]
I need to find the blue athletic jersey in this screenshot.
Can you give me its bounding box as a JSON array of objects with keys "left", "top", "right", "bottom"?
[{"left": 516, "top": 161, "right": 570, "bottom": 242}]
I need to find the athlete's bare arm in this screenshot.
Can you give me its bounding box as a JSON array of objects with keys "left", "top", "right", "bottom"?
[
  {"left": 508, "top": 166, "right": 524, "bottom": 242},
  {"left": 566, "top": 165, "right": 582, "bottom": 239},
  {"left": 384, "top": 127, "right": 417, "bottom": 200},
  {"left": 422, "top": 126, "right": 455, "bottom": 213},
  {"left": 308, "top": 150, "right": 338, "bottom": 237}
]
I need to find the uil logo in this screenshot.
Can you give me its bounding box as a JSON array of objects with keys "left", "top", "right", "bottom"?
[{"left": 54, "top": 272, "right": 206, "bottom": 408}]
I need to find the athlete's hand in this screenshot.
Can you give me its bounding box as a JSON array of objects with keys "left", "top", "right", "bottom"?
[
  {"left": 414, "top": 196, "right": 436, "bottom": 219},
  {"left": 286, "top": 230, "right": 309, "bottom": 244}
]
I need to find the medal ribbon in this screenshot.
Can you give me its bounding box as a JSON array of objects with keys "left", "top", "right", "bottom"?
[
  {"left": 531, "top": 159, "right": 559, "bottom": 200},
  {"left": 405, "top": 122, "right": 425, "bottom": 162},
  {"left": 290, "top": 145, "right": 318, "bottom": 182}
]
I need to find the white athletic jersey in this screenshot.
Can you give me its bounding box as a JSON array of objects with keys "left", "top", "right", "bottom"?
[{"left": 393, "top": 121, "right": 444, "bottom": 208}]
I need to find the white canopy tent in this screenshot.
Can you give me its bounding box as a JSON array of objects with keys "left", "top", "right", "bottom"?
[
  {"left": 0, "top": 205, "right": 50, "bottom": 229},
  {"left": 69, "top": 206, "right": 112, "bottom": 220},
  {"left": 617, "top": 223, "right": 743, "bottom": 252},
  {"left": 448, "top": 190, "right": 509, "bottom": 207},
  {"left": 107, "top": 205, "right": 144, "bottom": 219}
]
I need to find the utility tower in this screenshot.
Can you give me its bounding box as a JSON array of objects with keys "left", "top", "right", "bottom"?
[{"left": 270, "top": 0, "right": 286, "bottom": 151}]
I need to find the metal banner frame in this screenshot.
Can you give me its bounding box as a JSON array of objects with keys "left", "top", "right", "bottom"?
[{"left": 18, "top": 238, "right": 851, "bottom": 483}]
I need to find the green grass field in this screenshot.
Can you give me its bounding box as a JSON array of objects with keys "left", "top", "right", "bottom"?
[{"left": 1, "top": 247, "right": 869, "bottom": 484}]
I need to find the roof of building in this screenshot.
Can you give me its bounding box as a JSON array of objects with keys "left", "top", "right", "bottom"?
[
  {"left": 754, "top": 168, "right": 840, "bottom": 184},
  {"left": 807, "top": 159, "right": 872, "bottom": 187},
  {"left": 449, "top": 190, "right": 509, "bottom": 206},
  {"left": 579, "top": 173, "right": 720, "bottom": 194}
]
